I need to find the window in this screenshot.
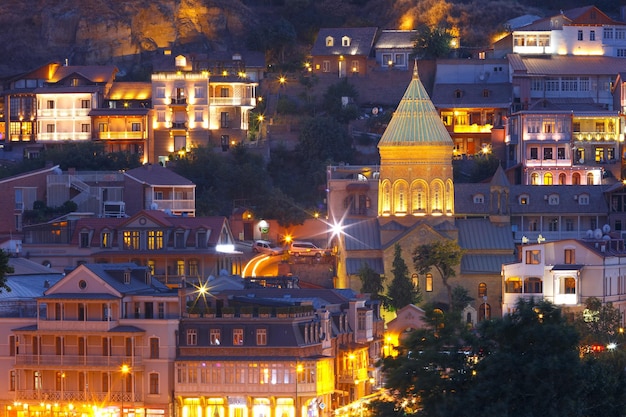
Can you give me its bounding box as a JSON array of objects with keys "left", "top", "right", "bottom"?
[
  {"left": 158, "top": 302, "right": 164, "bottom": 319},
  {"left": 530, "top": 147, "right": 538, "bottom": 160},
  {"left": 175, "top": 231, "right": 185, "bottom": 248},
  {"left": 548, "top": 193, "right": 558, "bottom": 204},
  {"left": 256, "top": 329, "right": 267, "bottom": 346},
  {"left": 149, "top": 373, "right": 159, "bottom": 394},
  {"left": 101, "top": 231, "right": 112, "bottom": 248},
  {"left": 565, "top": 249, "right": 575, "bottom": 264},
  {"left": 81, "top": 99, "right": 90, "bottom": 108},
  {"left": 557, "top": 147, "right": 565, "bottom": 160},
  {"left": 524, "top": 277, "right": 542, "bottom": 293},
  {"left": 587, "top": 172, "right": 594, "bottom": 185},
  {"left": 325, "top": 36, "right": 334, "bottom": 47},
  {"left": 34, "top": 371, "right": 42, "bottom": 390},
  {"left": 46, "top": 124, "right": 55, "bottom": 133},
  {"left": 382, "top": 53, "right": 392, "bottom": 66},
  {"left": 233, "top": 329, "right": 244, "bottom": 345},
  {"left": 132, "top": 123, "right": 141, "bottom": 131},
  {"left": 572, "top": 173, "right": 581, "bottom": 185},
  {"left": 342, "top": 36, "right": 351, "bottom": 47},
  {"left": 548, "top": 217, "right": 558, "bottom": 232},
  {"left": 483, "top": 89, "right": 490, "bottom": 98},
  {"left": 188, "top": 259, "right": 198, "bottom": 277},
  {"left": 473, "top": 194, "right": 484, "bottom": 204},
  {"left": 322, "top": 61, "right": 330, "bottom": 72},
  {"left": 9, "top": 335, "right": 16, "bottom": 356},
  {"left": 177, "top": 260, "right": 185, "bottom": 276},
  {"left": 80, "top": 231, "right": 90, "bottom": 248},
  {"left": 123, "top": 230, "right": 140, "bottom": 250},
  {"left": 194, "top": 86, "right": 205, "bottom": 98},
  {"left": 505, "top": 277, "right": 522, "bottom": 293},
  {"left": 156, "top": 87, "right": 166, "bottom": 98},
  {"left": 187, "top": 329, "right": 197, "bottom": 346},
  {"left": 10, "top": 370, "right": 16, "bottom": 391},
  {"left": 525, "top": 250, "right": 540, "bottom": 264},
  {"left": 531, "top": 173, "right": 539, "bottom": 185},
  {"left": 559, "top": 173, "right": 566, "bottom": 185},
  {"left": 478, "top": 282, "right": 487, "bottom": 298},
  {"left": 197, "top": 231, "right": 207, "bottom": 248},
  {"left": 210, "top": 329, "right": 221, "bottom": 345},
  {"left": 81, "top": 124, "right": 90, "bottom": 132},
  {"left": 425, "top": 273, "right": 433, "bottom": 292},
  {"left": 545, "top": 173, "right": 553, "bottom": 186},
  {"left": 590, "top": 30, "right": 595, "bottom": 41},
  {"left": 150, "top": 337, "right": 159, "bottom": 359},
  {"left": 563, "top": 277, "right": 576, "bottom": 294},
  {"left": 220, "top": 112, "right": 229, "bottom": 128},
  {"left": 519, "top": 195, "right": 529, "bottom": 205},
  {"left": 102, "top": 338, "right": 111, "bottom": 356},
  {"left": 47, "top": 100, "right": 55, "bottom": 109},
  {"left": 394, "top": 53, "right": 405, "bottom": 66},
  {"left": 351, "top": 60, "right": 359, "bottom": 74},
  {"left": 147, "top": 230, "right": 164, "bottom": 250},
  {"left": 578, "top": 30, "right": 583, "bottom": 41}
]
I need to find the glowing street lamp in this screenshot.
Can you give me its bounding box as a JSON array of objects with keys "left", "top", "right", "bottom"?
[{"left": 120, "top": 364, "right": 130, "bottom": 417}]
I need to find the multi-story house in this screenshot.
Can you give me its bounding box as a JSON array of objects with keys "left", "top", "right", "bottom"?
[
  {"left": 501, "top": 237, "right": 626, "bottom": 322},
  {"left": 508, "top": 6, "right": 626, "bottom": 57},
  {"left": 151, "top": 52, "right": 260, "bottom": 164},
  {"left": 174, "top": 287, "right": 384, "bottom": 417},
  {"left": 35, "top": 65, "right": 118, "bottom": 149},
  {"left": 504, "top": 106, "right": 623, "bottom": 183},
  {"left": 309, "top": 28, "right": 378, "bottom": 77},
  {"left": 22, "top": 209, "right": 242, "bottom": 284},
  {"left": 430, "top": 58, "right": 511, "bottom": 159},
  {"left": 90, "top": 81, "right": 152, "bottom": 162},
  {"left": 373, "top": 30, "right": 416, "bottom": 71},
  {"left": 4, "top": 263, "right": 180, "bottom": 417}
]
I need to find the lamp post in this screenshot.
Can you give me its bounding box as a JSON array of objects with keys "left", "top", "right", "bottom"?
[
  {"left": 257, "top": 114, "right": 264, "bottom": 141},
  {"left": 120, "top": 364, "right": 130, "bottom": 417}
]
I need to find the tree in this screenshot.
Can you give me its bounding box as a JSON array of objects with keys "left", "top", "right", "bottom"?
[
  {"left": 412, "top": 239, "right": 464, "bottom": 306},
  {"left": 0, "top": 249, "right": 13, "bottom": 294},
  {"left": 575, "top": 297, "right": 623, "bottom": 350},
  {"left": 412, "top": 24, "right": 453, "bottom": 59},
  {"left": 321, "top": 79, "right": 360, "bottom": 124},
  {"left": 387, "top": 243, "right": 421, "bottom": 311},
  {"left": 358, "top": 263, "right": 388, "bottom": 304}
]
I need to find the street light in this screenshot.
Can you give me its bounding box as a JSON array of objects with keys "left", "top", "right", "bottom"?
[
  {"left": 120, "top": 364, "right": 130, "bottom": 417},
  {"left": 258, "top": 114, "right": 264, "bottom": 140}
]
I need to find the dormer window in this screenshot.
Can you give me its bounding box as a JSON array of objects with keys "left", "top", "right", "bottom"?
[
  {"left": 124, "top": 269, "right": 131, "bottom": 284},
  {"left": 482, "top": 89, "right": 490, "bottom": 98},
  {"left": 454, "top": 89, "right": 463, "bottom": 99},
  {"left": 175, "top": 55, "right": 187, "bottom": 68},
  {"left": 342, "top": 36, "right": 351, "bottom": 47},
  {"left": 548, "top": 194, "right": 559, "bottom": 205},
  {"left": 519, "top": 194, "right": 529, "bottom": 205},
  {"left": 473, "top": 194, "right": 484, "bottom": 204},
  {"left": 326, "top": 36, "right": 334, "bottom": 47},
  {"left": 578, "top": 194, "right": 589, "bottom": 205}
]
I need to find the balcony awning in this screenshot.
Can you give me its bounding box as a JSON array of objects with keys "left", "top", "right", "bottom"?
[{"left": 551, "top": 264, "right": 584, "bottom": 271}]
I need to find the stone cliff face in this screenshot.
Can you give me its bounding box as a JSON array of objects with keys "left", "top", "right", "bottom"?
[{"left": 0, "top": 0, "right": 257, "bottom": 78}]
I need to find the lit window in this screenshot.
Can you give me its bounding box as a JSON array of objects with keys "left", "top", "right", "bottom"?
[
  {"left": 256, "top": 329, "right": 267, "bottom": 346},
  {"left": 210, "top": 329, "right": 221, "bottom": 345},
  {"left": 233, "top": 329, "right": 244, "bottom": 345},
  {"left": 187, "top": 329, "right": 197, "bottom": 346},
  {"left": 564, "top": 249, "right": 575, "bottom": 264},
  {"left": 425, "top": 273, "right": 433, "bottom": 292},
  {"left": 525, "top": 250, "right": 541, "bottom": 264}
]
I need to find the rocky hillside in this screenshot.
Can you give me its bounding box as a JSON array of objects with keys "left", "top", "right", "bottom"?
[{"left": 0, "top": 0, "right": 258, "bottom": 78}]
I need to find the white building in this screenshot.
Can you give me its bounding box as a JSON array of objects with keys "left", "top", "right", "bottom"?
[{"left": 502, "top": 236, "right": 626, "bottom": 322}]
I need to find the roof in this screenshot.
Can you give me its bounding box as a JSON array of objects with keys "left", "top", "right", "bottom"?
[
  {"left": 219, "top": 288, "right": 359, "bottom": 309},
  {"left": 0, "top": 274, "right": 63, "bottom": 301},
  {"left": 375, "top": 30, "right": 417, "bottom": 50},
  {"left": 457, "top": 218, "right": 516, "bottom": 251},
  {"left": 378, "top": 62, "right": 453, "bottom": 147},
  {"left": 124, "top": 164, "right": 195, "bottom": 186},
  {"left": 430, "top": 83, "right": 512, "bottom": 108},
  {"left": 0, "top": 164, "right": 60, "bottom": 185},
  {"left": 343, "top": 218, "right": 382, "bottom": 251},
  {"left": 311, "top": 27, "right": 378, "bottom": 56},
  {"left": 346, "top": 257, "right": 384, "bottom": 275},
  {"left": 48, "top": 65, "right": 118, "bottom": 83},
  {"left": 8, "top": 257, "right": 62, "bottom": 275},
  {"left": 461, "top": 254, "right": 517, "bottom": 274},
  {"left": 108, "top": 82, "right": 152, "bottom": 100},
  {"left": 511, "top": 55, "right": 626, "bottom": 76}
]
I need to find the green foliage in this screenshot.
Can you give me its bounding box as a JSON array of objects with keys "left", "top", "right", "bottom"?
[
  {"left": 412, "top": 239, "right": 464, "bottom": 306},
  {"left": 575, "top": 297, "right": 623, "bottom": 348},
  {"left": 276, "top": 96, "right": 300, "bottom": 114},
  {"left": 358, "top": 263, "right": 388, "bottom": 304},
  {"left": 23, "top": 200, "right": 78, "bottom": 225},
  {"left": 246, "top": 17, "right": 297, "bottom": 66},
  {"left": 468, "top": 154, "right": 501, "bottom": 183},
  {"left": 321, "top": 79, "right": 360, "bottom": 124},
  {"left": 387, "top": 243, "right": 421, "bottom": 311},
  {"left": 0, "top": 250, "right": 13, "bottom": 294},
  {"left": 412, "top": 24, "right": 453, "bottom": 59}
]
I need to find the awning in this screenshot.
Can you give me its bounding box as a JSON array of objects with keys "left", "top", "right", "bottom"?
[{"left": 551, "top": 264, "right": 584, "bottom": 271}]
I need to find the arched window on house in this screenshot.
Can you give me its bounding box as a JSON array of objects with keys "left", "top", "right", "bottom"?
[
  {"left": 572, "top": 172, "right": 581, "bottom": 185},
  {"left": 531, "top": 173, "right": 539, "bottom": 185},
  {"left": 544, "top": 172, "right": 553, "bottom": 185},
  {"left": 559, "top": 173, "right": 566, "bottom": 185},
  {"left": 587, "top": 172, "right": 594, "bottom": 185},
  {"left": 478, "top": 282, "right": 487, "bottom": 298}
]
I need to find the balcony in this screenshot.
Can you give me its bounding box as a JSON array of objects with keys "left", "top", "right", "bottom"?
[
  {"left": 210, "top": 97, "right": 256, "bottom": 107},
  {"left": 15, "top": 354, "right": 143, "bottom": 369},
  {"left": 147, "top": 199, "right": 195, "bottom": 212},
  {"left": 15, "top": 389, "right": 138, "bottom": 403},
  {"left": 574, "top": 132, "right": 618, "bottom": 142},
  {"left": 97, "top": 131, "right": 144, "bottom": 140},
  {"left": 37, "top": 133, "right": 91, "bottom": 141},
  {"left": 38, "top": 109, "right": 91, "bottom": 118},
  {"left": 170, "top": 98, "right": 187, "bottom": 106},
  {"left": 171, "top": 122, "right": 187, "bottom": 130},
  {"left": 452, "top": 123, "right": 493, "bottom": 134}
]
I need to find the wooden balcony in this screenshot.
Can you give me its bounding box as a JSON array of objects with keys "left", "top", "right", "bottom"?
[{"left": 14, "top": 354, "right": 143, "bottom": 370}]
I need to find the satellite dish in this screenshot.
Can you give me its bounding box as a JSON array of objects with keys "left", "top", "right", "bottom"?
[
  {"left": 372, "top": 107, "right": 379, "bottom": 115},
  {"left": 602, "top": 224, "right": 611, "bottom": 233},
  {"left": 586, "top": 229, "right": 594, "bottom": 238},
  {"left": 150, "top": 202, "right": 158, "bottom": 210},
  {"left": 593, "top": 229, "right": 603, "bottom": 239},
  {"left": 603, "top": 234, "right": 611, "bottom": 241}
]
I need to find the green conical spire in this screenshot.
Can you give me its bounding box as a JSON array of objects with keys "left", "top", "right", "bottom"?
[{"left": 378, "top": 60, "right": 453, "bottom": 147}]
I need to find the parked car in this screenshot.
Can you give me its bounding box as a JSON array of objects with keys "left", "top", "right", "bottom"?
[
  {"left": 253, "top": 240, "right": 284, "bottom": 256},
  {"left": 288, "top": 241, "right": 329, "bottom": 258}
]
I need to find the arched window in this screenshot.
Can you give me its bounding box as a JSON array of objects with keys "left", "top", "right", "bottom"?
[
  {"left": 572, "top": 172, "right": 581, "bottom": 185},
  {"left": 411, "top": 182, "right": 427, "bottom": 214},
  {"left": 431, "top": 182, "right": 443, "bottom": 213},
  {"left": 524, "top": 277, "right": 542, "bottom": 293},
  {"left": 382, "top": 182, "right": 391, "bottom": 214},
  {"left": 586, "top": 172, "right": 594, "bottom": 185},
  {"left": 425, "top": 273, "right": 433, "bottom": 292},
  {"left": 559, "top": 173, "right": 566, "bottom": 185},
  {"left": 395, "top": 182, "right": 407, "bottom": 214},
  {"left": 478, "top": 282, "right": 487, "bottom": 298},
  {"left": 531, "top": 172, "right": 539, "bottom": 185},
  {"left": 544, "top": 172, "right": 553, "bottom": 185},
  {"left": 479, "top": 304, "right": 490, "bottom": 321}
]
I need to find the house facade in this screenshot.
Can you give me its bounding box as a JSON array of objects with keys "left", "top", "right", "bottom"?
[
  {"left": 310, "top": 28, "right": 378, "bottom": 77},
  {"left": 4, "top": 263, "right": 180, "bottom": 417},
  {"left": 373, "top": 30, "right": 416, "bottom": 70}
]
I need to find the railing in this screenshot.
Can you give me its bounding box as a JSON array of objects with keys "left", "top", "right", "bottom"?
[
  {"left": 574, "top": 132, "right": 618, "bottom": 142},
  {"left": 38, "top": 109, "right": 91, "bottom": 118},
  {"left": 170, "top": 98, "right": 187, "bottom": 105},
  {"left": 15, "top": 355, "right": 142, "bottom": 368},
  {"left": 452, "top": 124, "right": 493, "bottom": 133},
  {"left": 37, "top": 133, "right": 91, "bottom": 141},
  {"left": 37, "top": 320, "right": 114, "bottom": 332},
  {"left": 98, "top": 131, "right": 144, "bottom": 140},
  {"left": 15, "top": 389, "right": 137, "bottom": 403},
  {"left": 147, "top": 200, "right": 195, "bottom": 211},
  {"left": 210, "top": 97, "right": 256, "bottom": 106}
]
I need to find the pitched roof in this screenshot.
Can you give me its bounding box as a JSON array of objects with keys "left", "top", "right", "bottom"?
[
  {"left": 0, "top": 164, "right": 60, "bottom": 184},
  {"left": 345, "top": 257, "right": 384, "bottom": 275},
  {"left": 343, "top": 218, "right": 382, "bottom": 250},
  {"left": 461, "top": 254, "right": 517, "bottom": 274},
  {"left": 511, "top": 55, "right": 626, "bottom": 76},
  {"left": 48, "top": 65, "right": 118, "bottom": 83},
  {"left": 375, "top": 30, "right": 416, "bottom": 50},
  {"left": 457, "top": 218, "right": 516, "bottom": 251},
  {"left": 430, "top": 83, "right": 512, "bottom": 108},
  {"left": 124, "top": 164, "right": 194, "bottom": 186},
  {"left": 378, "top": 62, "right": 453, "bottom": 146},
  {"left": 108, "top": 82, "right": 152, "bottom": 100},
  {"left": 311, "top": 27, "right": 378, "bottom": 56}
]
